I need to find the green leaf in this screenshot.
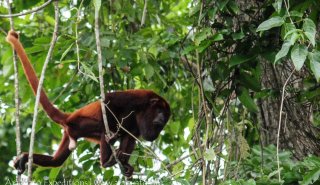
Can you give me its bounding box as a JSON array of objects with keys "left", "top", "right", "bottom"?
[
  {"left": 195, "top": 28, "right": 212, "bottom": 46},
  {"left": 197, "top": 40, "right": 213, "bottom": 53},
  {"left": 204, "top": 148, "right": 215, "bottom": 161},
  {"left": 2, "top": 49, "right": 13, "bottom": 77},
  {"left": 144, "top": 64, "right": 154, "bottom": 80},
  {"left": 79, "top": 153, "right": 93, "bottom": 162},
  {"left": 49, "top": 167, "right": 61, "bottom": 180},
  {"left": 25, "top": 45, "right": 46, "bottom": 54},
  {"left": 282, "top": 23, "right": 299, "bottom": 45},
  {"left": 182, "top": 45, "right": 197, "bottom": 55},
  {"left": 275, "top": 41, "right": 291, "bottom": 63},
  {"left": 289, "top": 11, "right": 303, "bottom": 18},
  {"left": 189, "top": 3, "right": 201, "bottom": 17},
  {"left": 229, "top": 55, "right": 253, "bottom": 67},
  {"left": 44, "top": 15, "right": 55, "bottom": 26},
  {"left": 246, "top": 179, "right": 257, "bottom": 185},
  {"left": 239, "top": 71, "right": 261, "bottom": 92},
  {"left": 59, "top": 43, "right": 74, "bottom": 62},
  {"left": 300, "top": 167, "right": 320, "bottom": 185},
  {"left": 288, "top": 32, "right": 299, "bottom": 46},
  {"left": 176, "top": 179, "right": 191, "bottom": 185},
  {"left": 232, "top": 31, "right": 245, "bottom": 40},
  {"left": 81, "top": 63, "right": 98, "bottom": 82},
  {"left": 272, "top": 0, "right": 282, "bottom": 13},
  {"left": 228, "top": 1, "right": 240, "bottom": 14},
  {"left": 212, "top": 33, "right": 224, "bottom": 41},
  {"left": 268, "top": 168, "right": 283, "bottom": 179},
  {"left": 256, "top": 16, "right": 284, "bottom": 32},
  {"left": 217, "top": 0, "right": 230, "bottom": 11},
  {"left": 309, "top": 52, "right": 320, "bottom": 82},
  {"left": 82, "top": 160, "right": 94, "bottom": 171},
  {"left": 50, "top": 123, "right": 62, "bottom": 137},
  {"left": 238, "top": 88, "right": 258, "bottom": 112},
  {"left": 303, "top": 18, "right": 316, "bottom": 46},
  {"left": 169, "top": 121, "right": 180, "bottom": 134},
  {"left": 104, "top": 169, "right": 114, "bottom": 179},
  {"left": 290, "top": 44, "right": 308, "bottom": 71}
]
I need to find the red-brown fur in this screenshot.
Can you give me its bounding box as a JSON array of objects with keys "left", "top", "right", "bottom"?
[{"left": 6, "top": 30, "right": 170, "bottom": 177}]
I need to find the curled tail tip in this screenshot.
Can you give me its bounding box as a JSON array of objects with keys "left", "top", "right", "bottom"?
[{"left": 6, "top": 30, "right": 19, "bottom": 42}]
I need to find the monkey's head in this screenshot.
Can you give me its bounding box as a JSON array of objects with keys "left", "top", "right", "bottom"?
[{"left": 136, "top": 96, "right": 171, "bottom": 141}]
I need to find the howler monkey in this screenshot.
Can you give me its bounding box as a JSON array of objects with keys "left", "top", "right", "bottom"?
[{"left": 6, "top": 30, "right": 170, "bottom": 177}]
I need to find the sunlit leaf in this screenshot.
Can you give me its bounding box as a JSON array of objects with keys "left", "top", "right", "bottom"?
[
  {"left": 272, "top": 0, "right": 282, "bottom": 13},
  {"left": 238, "top": 88, "right": 258, "bottom": 112},
  {"left": 144, "top": 64, "right": 154, "bottom": 80},
  {"left": 257, "top": 16, "right": 284, "bottom": 32},
  {"left": 309, "top": 52, "right": 320, "bottom": 82},
  {"left": 300, "top": 168, "right": 320, "bottom": 185},
  {"left": 44, "top": 15, "right": 55, "bottom": 26},
  {"left": 204, "top": 147, "right": 215, "bottom": 161},
  {"left": 275, "top": 41, "right": 291, "bottom": 63},
  {"left": 49, "top": 167, "right": 61, "bottom": 180},
  {"left": 195, "top": 28, "right": 212, "bottom": 46},
  {"left": 303, "top": 18, "right": 316, "bottom": 46},
  {"left": 59, "top": 43, "right": 74, "bottom": 62},
  {"left": 291, "top": 44, "right": 308, "bottom": 71}
]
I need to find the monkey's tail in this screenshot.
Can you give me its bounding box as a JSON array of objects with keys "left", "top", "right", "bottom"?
[{"left": 6, "top": 30, "right": 68, "bottom": 124}]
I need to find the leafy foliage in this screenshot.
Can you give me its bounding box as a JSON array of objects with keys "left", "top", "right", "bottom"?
[
  {"left": 223, "top": 145, "right": 320, "bottom": 185},
  {"left": 0, "top": 0, "right": 320, "bottom": 184}
]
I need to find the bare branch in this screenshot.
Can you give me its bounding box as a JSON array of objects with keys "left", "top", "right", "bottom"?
[
  {"left": 166, "top": 144, "right": 205, "bottom": 169},
  {"left": 276, "top": 70, "right": 294, "bottom": 182},
  {"left": 140, "top": 0, "right": 148, "bottom": 27},
  {"left": 93, "top": 1, "right": 124, "bottom": 174},
  {"left": 5, "top": 0, "right": 22, "bottom": 184},
  {"left": 27, "top": 1, "right": 59, "bottom": 183},
  {"left": 0, "top": 0, "right": 53, "bottom": 18}
]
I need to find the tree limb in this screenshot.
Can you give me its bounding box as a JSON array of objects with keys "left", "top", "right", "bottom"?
[
  {"left": 5, "top": 0, "right": 22, "bottom": 184},
  {"left": 0, "top": 0, "right": 53, "bottom": 18},
  {"left": 27, "top": 1, "right": 59, "bottom": 183}
]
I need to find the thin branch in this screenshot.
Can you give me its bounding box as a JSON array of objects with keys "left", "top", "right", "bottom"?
[
  {"left": 27, "top": 1, "right": 59, "bottom": 183},
  {"left": 284, "top": 0, "right": 293, "bottom": 24},
  {"left": 276, "top": 70, "right": 294, "bottom": 182},
  {"left": 75, "top": 0, "right": 88, "bottom": 77},
  {"left": 0, "top": 0, "right": 53, "bottom": 18},
  {"left": 196, "top": 1, "right": 212, "bottom": 184},
  {"left": 95, "top": 3, "right": 110, "bottom": 138},
  {"left": 140, "top": 0, "right": 148, "bottom": 27},
  {"left": 93, "top": 2, "right": 124, "bottom": 173},
  {"left": 5, "top": 0, "right": 21, "bottom": 184}
]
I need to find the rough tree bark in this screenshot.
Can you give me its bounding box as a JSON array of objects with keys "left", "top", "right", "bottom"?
[
  {"left": 234, "top": 0, "right": 320, "bottom": 159},
  {"left": 259, "top": 61, "right": 320, "bottom": 159}
]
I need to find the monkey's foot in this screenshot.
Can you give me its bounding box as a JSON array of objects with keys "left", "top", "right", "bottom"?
[
  {"left": 14, "top": 153, "right": 28, "bottom": 175},
  {"left": 123, "top": 164, "right": 134, "bottom": 177}
]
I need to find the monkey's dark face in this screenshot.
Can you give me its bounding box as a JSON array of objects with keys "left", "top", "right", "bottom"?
[{"left": 137, "top": 98, "right": 171, "bottom": 141}]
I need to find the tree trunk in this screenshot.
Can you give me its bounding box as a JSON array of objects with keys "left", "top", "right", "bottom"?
[{"left": 259, "top": 60, "right": 320, "bottom": 159}]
